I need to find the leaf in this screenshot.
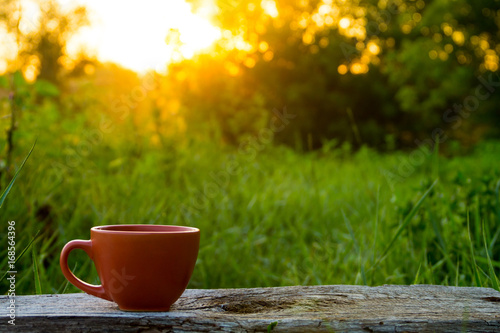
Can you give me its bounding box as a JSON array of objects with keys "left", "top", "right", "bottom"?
[
  {"left": 34, "top": 79, "right": 60, "bottom": 97},
  {"left": 0, "top": 140, "right": 36, "bottom": 209},
  {"left": 108, "top": 158, "right": 124, "bottom": 169},
  {"left": 267, "top": 321, "right": 278, "bottom": 332},
  {"left": 13, "top": 71, "right": 27, "bottom": 89},
  {"left": 0, "top": 75, "right": 8, "bottom": 89}
]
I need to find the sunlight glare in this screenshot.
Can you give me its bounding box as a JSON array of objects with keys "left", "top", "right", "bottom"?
[
  {"left": 0, "top": 60, "right": 7, "bottom": 75},
  {"left": 66, "top": 0, "right": 221, "bottom": 73},
  {"left": 261, "top": 0, "right": 279, "bottom": 18},
  {"left": 339, "top": 17, "right": 350, "bottom": 29}
]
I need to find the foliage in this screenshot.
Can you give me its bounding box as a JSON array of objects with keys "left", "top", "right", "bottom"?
[
  {"left": 0, "top": 0, "right": 88, "bottom": 83},
  {"left": 0, "top": 0, "right": 499, "bottom": 296},
  {"left": 174, "top": 0, "right": 500, "bottom": 148},
  {"left": 0, "top": 108, "right": 500, "bottom": 293}
]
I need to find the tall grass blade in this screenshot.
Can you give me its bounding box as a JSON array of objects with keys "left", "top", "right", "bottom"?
[
  {"left": 57, "top": 263, "right": 78, "bottom": 294},
  {"left": 0, "top": 140, "right": 36, "bottom": 208},
  {"left": 474, "top": 196, "right": 481, "bottom": 245},
  {"left": 342, "top": 209, "right": 367, "bottom": 285},
  {"left": 432, "top": 139, "right": 439, "bottom": 180},
  {"left": 32, "top": 245, "right": 42, "bottom": 295},
  {"left": 371, "top": 184, "right": 380, "bottom": 265},
  {"left": 467, "top": 212, "right": 482, "bottom": 287},
  {"left": 359, "top": 261, "right": 367, "bottom": 286},
  {"left": 429, "top": 207, "right": 446, "bottom": 253},
  {"left": 429, "top": 207, "right": 457, "bottom": 274},
  {"left": 482, "top": 222, "right": 500, "bottom": 290},
  {"left": 489, "top": 226, "right": 500, "bottom": 254},
  {"left": 342, "top": 209, "right": 359, "bottom": 252},
  {"left": 475, "top": 256, "right": 500, "bottom": 268},
  {"left": 495, "top": 179, "right": 500, "bottom": 224},
  {"left": 373, "top": 179, "right": 438, "bottom": 268},
  {"left": 413, "top": 263, "right": 422, "bottom": 285}
]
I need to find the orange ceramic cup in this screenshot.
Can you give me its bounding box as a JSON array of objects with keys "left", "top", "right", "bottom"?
[{"left": 60, "top": 224, "right": 200, "bottom": 311}]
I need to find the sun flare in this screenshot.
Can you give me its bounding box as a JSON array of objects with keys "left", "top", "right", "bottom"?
[{"left": 66, "top": 0, "right": 221, "bottom": 73}]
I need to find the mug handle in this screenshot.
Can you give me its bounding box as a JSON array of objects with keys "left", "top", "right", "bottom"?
[{"left": 60, "top": 240, "right": 111, "bottom": 301}]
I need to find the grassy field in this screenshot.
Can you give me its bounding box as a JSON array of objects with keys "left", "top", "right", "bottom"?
[{"left": 1, "top": 132, "right": 500, "bottom": 295}]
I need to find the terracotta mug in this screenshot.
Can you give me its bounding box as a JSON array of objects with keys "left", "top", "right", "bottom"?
[{"left": 60, "top": 224, "right": 200, "bottom": 311}]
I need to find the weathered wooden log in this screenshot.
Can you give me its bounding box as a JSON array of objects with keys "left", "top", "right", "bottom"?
[{"left": 1, "top": 285, "right": 500, "bottom": 332}]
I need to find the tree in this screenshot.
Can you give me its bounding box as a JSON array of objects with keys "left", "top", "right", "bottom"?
[
  {"left": 0, "top": 0, "right": 89, "bottom": 84},
  {"left": 178, "top": 0, "right": 500, "bottom": 149},
  {"left": 0, "top": 0, "right": 88, "bottom": 182}
]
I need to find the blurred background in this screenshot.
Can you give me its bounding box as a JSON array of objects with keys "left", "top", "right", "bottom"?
[{"left": 1, "top": 0, "right": 499, "bottom": 295}]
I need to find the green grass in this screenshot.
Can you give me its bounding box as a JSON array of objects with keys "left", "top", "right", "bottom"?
[{"left": 1, "top": 132, "right": 500, "bottom": 295}]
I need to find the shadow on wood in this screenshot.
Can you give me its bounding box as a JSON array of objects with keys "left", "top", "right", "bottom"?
[{"left": 1, "top": 285, "right": 500, "bottom": 332}]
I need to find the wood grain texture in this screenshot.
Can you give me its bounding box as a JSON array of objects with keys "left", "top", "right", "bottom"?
[{"left": 1, "top": 285, "right": 500, "bottom": 332}]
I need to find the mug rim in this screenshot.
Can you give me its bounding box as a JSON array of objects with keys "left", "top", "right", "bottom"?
[{"left": 91, "top": 224, "right": 199, "bottom": 234}]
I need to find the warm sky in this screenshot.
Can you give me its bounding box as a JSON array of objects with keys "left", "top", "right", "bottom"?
[
  {"left": 68, "top": 0, "right": 221, "bottom": 72},
  {"left": 1, "top": 0, "right": 222, "bottom": 73}
]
